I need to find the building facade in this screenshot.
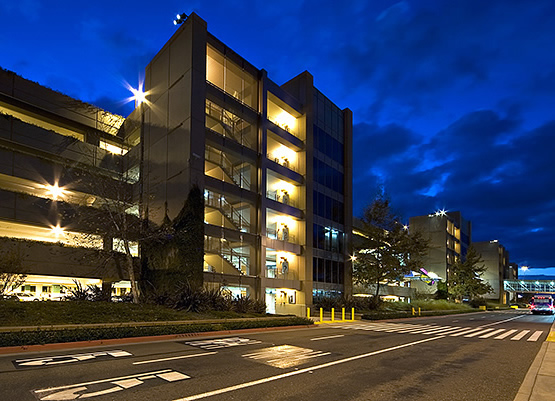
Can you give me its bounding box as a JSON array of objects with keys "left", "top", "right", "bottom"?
[
  {"left": 473, "top": 240, "right": 510, "bottom": 303},
  {"left": 0, "top": 67, "right": 131, "bottom": 298},
  {"left": 0, "top": 13, "right": 353, "bottom": 314},
  {"left": 409, "top": 211, "right": 471, "bottom": 295}
]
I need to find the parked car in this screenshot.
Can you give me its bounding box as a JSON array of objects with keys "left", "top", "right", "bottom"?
[{"left": 14, "top": 293, "right": 42, "bottom": 302}]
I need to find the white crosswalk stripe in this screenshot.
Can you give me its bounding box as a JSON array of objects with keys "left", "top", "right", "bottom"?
[
  {"left": 327, "top": 322, "right": 544, "bottom": 342},
  {"left": 464, "top": 328, "right": 494, "bottom": 338},
  {"left": 528, "top": 331, "right": 543, "bottom": 342},
  {"left": 511, "top": 330, "right": 530, "bottom": 341},
  {"left": 494, "top": 329, "right": 518, "bottom": 339},
  {"left": 479, "top": 329, "right": 505, "bottom": 338}
]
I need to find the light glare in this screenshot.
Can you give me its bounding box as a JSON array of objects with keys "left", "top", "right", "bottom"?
[
  {"left": 46, "top": 183, "right": 65, "bottom": 200},
  {"left": 51, "top": 225, "right": 65, "bottom": 237}
]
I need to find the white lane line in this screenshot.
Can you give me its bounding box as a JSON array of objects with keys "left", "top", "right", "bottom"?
[
  {"left": 310, "top": 335, "right": 345, "bottom": 341},
  {"left": 479, "top": 329, "right": 506, "bottom": 339},
  {"left": 133, "top": 352, "right": 217, "bottom": 365},
  {"left": 34, "top": 369, "right": 173, "bottom": 393},
  {"left": 174, "top": 336, "right": 445, "bottom": 401},
  {"left": 527, "top": 331, "right": 543, "bottom": 342},
  {"left": 494, "top": 329, "right": 518, "bottom": 339},
  {"left": 464, "top": 328, "right": 494, "bottom": 338},
  {"left": 511, "top": 330, "right": 531, "bottom": 341},
  {"left": 478, "top": 315, "right": 525, "bottom": 328}
]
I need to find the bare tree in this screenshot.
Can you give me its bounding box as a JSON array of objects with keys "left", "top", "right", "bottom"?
[{"left": 0, "top": 243, "right": 28, "bottom": 296}]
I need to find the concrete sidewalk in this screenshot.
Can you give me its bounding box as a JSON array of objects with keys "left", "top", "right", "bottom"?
[{"left": 514, "top": 320, "right": 555, "bottom": 401}]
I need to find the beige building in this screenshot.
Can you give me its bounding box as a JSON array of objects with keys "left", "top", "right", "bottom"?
[
  {"left": 0, "top": 13, "right": 353, "bottom": 314},
  {"left": 474, "top": 240, "right": 510, "bottom": 303},
  {"left": 409, "top": 211, "right": 471, "bottom": 295}
]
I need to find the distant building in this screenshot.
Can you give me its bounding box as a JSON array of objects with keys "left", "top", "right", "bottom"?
[
  {"left": 473, "top": 240, "right": 509, "bottom": 303},
  {"left": 508, "top": 262, "right": 519, "bottom": 280},
  {"left": 408, "top": 211, "right": 471, "bottom": 295}
]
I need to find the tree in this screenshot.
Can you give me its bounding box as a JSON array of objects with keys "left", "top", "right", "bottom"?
[
  {"left": 141, "top": 185, "right": 205, "bottom": 297},
  {"left": 0, "top": 243, "right": 28, "bottom": 296},
  {"left": 353, "top": 195, "right": 429, "bottom": 302},
  {"left": 449, "top": 245, "right": 493, "bottom": 302},
  {"left": 59, "top": 159, "right": 146, "bottom": 303}
]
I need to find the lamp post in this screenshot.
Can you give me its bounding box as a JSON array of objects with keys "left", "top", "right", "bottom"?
[{"left": 173, "top": 13, "right": 188, "bottom": 25}]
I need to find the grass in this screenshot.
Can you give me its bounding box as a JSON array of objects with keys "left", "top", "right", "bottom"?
[
  {"left": 0, "top": 300, "right": 267, "bottom": 327},
  {"left": 360, "top": 299, "right": 478, "bottom": 320},
  {"left": 0, "top": 300, "right": 313, "bottom": 347}
]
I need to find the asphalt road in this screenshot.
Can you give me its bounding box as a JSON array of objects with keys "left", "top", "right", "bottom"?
[{"left": 0, "top": 310, "right": 551, "bottom": 401}]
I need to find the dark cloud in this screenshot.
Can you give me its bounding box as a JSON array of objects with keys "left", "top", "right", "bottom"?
[{"left": 355, "top": 110, "right": 555, "bottom": 268}]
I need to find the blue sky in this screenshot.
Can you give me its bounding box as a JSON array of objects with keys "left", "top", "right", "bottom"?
[{"left": 2, "top": 0, "right": 555, "bottom": 272}]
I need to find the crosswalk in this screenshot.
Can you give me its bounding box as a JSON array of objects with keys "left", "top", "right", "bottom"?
[{"left": 327, "top": 322, "right": 545, "bottom": 342}]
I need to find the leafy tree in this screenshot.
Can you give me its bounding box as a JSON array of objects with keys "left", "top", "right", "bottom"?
[
  {"left": 0, "top": 244, "right": 28, "bottom": 296},
  {"left": 141, "top": 185, "right": 205, "bottom": 297},
  {"left": 449, "top": 245, "right": 493, "bottom": 302},
  {"left": 353, "top": 195, "right": 429, "bottom": 302}
]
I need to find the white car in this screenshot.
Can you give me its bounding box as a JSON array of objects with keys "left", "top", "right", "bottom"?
[{"left": 15, "top": 293, "right": 42, "bottom": 302}]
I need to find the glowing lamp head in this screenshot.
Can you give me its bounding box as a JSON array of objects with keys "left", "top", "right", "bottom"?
[
  {"left": 51, "top": 225, "right": 65, "bottom": 238},
  {"left": 173, "top": 13, "right": 187, "bottom": 25},
  {"left": 130, "top": 86, "right": 146, "bottom": 106},
  {"left": 47, "top": 183, "right": 65, "bottom": 201}
]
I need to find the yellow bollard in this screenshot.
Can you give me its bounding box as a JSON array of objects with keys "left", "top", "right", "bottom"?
[
  {"left": 412, "top": 307, "right": 415, "bottom": 316},
  {"left": 320, "top": 307, "right": 323, "bottom": 322},
  {"left": 331, "top": 308, "right": 335, "bottom": 322},
  {"left": 342, "top": 307, "right": 345, "bottom": 321},
  {"left": 418, "top": 307, "right": 421, "bottom": 316},
  {"left": 307, "top": 307, "right": 310, "bottom": 319},
  {"left": 351, "top": 307, "right": 355, "bottom": 321}
]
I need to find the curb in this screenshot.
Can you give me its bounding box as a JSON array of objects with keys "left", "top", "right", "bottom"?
[
  {"left": 0, "top": 324, "right": 316, "bottom": 356},
  {"left": 513, "top": 318, "right": 555, "bottom": 401}
]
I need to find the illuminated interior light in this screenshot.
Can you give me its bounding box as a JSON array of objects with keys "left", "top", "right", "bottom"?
[
  {"left": 46, "top": 183, "right": 65, "bottom": 201},
  {"left": 99, "top": 140, "right": 128, "bottom": 155},
  {"left": 272, "top": 111, "right": 296, "bottom": 132}
]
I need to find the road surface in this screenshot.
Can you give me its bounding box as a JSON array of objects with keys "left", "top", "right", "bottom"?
[{"left": 0, "top": 310, "right": 551, "bottom": 401}]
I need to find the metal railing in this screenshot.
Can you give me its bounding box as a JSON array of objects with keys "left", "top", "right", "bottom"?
[
  {"left": 205, "top": 190, "right": 250, "bottom": 232},
  {"left": 266, "top": 190, "right": 297, "bottom": 208},
  {"left": 204, "top": 236, "right": 250, "bottom": 275},
  {"left": 205, "top": 101, "right": 253, "bottom": 149},
  {"left": 267, "top": 153, "right": 298, "bottom": 173},
  {"left": 266, "top": 226, "right": 297, "bottom": 244},
  {"left": 205, "top": 147, "right": 251, "bottom": 189}
]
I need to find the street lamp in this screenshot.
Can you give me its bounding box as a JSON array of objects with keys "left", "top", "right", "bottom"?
[{"left": 173, "top": 13, "right": 188, "bottom": 25}]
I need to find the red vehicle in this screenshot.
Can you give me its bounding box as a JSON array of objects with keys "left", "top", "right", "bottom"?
[{"left": 530, "top": 296, "right": 554, "bottom": 315}]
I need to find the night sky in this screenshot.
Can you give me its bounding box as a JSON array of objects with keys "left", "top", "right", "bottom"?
[{"left": 2, "top": 1, "right": 555, "bottom": 275}]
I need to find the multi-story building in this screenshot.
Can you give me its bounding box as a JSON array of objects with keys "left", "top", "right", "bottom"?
[
  {"left": 0, "top": 67, "right": 132, "bottom": 299},
  {"left": 408, "top": 211, "right": 471, "bottom": 294},
  {"left": 473, "top": 240, "right": 510, "bottom": 303},
  {"left": 0, "top": 13, "right": 353, "bottom": 314}
]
